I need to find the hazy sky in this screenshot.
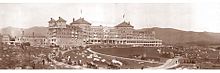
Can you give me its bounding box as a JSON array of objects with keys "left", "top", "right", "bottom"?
[{"left": 0, "top": 3, "right": 219, "bottom": 32}]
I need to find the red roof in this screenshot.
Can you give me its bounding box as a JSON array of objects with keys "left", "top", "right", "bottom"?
[
  {"left": 70, "top": 18, "right": 91, "bottom": 25},
  {"left": 48, "top": 18, "right": 56, "bottom": 23},
  {"left": 115, "top": 21, "right": 133, "bottom": 28},
  {"left": 56, "top": 17, "right": 66, "bottom": 22}
]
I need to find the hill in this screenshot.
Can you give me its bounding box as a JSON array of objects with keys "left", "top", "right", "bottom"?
[
  {"left": 141, "top": 27, "right": 220, "bottom": 46},
  {"left": 0, "top": 26, "right": 22, "bottom": 37},
  {"left": 23, "top": 26, "right": 48, "bottom": 36},
  {"left": 0, "top": 26, "right": 48, "bottom": 37}
]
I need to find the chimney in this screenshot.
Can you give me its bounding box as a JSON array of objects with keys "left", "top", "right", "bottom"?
[{"left": 73, "top": 18, "right": 75, "bottom": 22}]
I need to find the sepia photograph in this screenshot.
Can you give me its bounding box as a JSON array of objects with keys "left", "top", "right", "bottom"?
[{"left": 0, "top": 1, "right": 220, "bottom": 71}]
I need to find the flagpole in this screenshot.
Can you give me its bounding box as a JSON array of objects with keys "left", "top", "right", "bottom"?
[
  {"left": 123, "top": 14, "right": 125, "bottom": 22},
  {"left": 80, "top": 9, "right": 82, "bottom": 18}
]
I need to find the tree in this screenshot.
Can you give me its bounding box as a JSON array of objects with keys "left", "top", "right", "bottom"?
[{"left": 216, "top": 47, "right": 220, "bottom": 50}]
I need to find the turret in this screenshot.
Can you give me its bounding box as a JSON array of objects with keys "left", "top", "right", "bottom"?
[
  {"left": 56, "top": 17, "right": 67, "bottom": 28},
  {"left": 48, "top": 18, "right": 56, "bottom": 27}
]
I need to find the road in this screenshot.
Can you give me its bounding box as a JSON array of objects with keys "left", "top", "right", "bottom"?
[
  {"left": 87, "top": 48, "right": 163, "bottom": 64},
  {"left": 147, "top": 57, "right": 181, "bottom": 69}
]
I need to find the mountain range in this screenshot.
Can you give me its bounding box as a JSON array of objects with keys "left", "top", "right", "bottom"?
[{"left": 141, "top": 27, "right": 220, "bottom": 46}]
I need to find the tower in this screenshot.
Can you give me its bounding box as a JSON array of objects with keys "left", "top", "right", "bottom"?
[
  {"left": 56, "top": 17, "right": 67, "bottom": 28},
  {"left": 48, "top": 18, "right": 56, "bottom": 27}
]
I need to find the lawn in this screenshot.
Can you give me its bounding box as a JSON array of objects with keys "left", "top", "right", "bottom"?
[{"left": 92, "top": 47, "right": 168, "bottom": 62}]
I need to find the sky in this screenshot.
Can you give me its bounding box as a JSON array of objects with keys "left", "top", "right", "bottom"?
[{"left": 0, "top": 3, "right": 219, "bottom": 32}]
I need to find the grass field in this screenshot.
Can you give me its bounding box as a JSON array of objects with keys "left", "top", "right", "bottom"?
[{"left": 92, "top": 47, "right": 168, "bottom": 62}]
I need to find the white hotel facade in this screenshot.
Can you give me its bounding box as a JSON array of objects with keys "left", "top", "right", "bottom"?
[{"left": 48, "top": 17, "right": 162, "bottom": 47}]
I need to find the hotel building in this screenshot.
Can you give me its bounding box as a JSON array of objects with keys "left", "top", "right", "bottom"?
[
  {"left": 47, "top": 17, "right": 85, "bottom": 47},
  {"left": 47, "top": 17, "right": 162, "bottom": 47},
  {"left": 16, "top": 35, "right": 48, "bottom": 47},
  {"left": 14, "top": 31, "right": 48, "bottom": 47}
]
